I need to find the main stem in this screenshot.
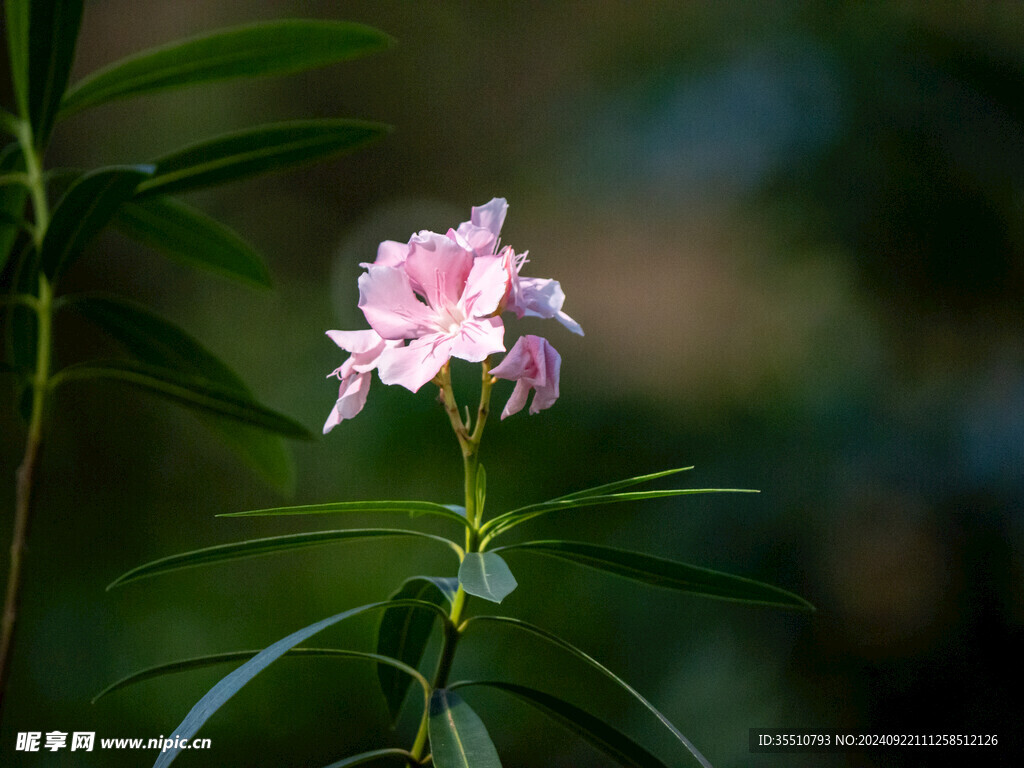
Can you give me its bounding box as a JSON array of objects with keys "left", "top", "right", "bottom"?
[
  {"left": 0, "top": 119, "right": 52, "bottom": 719},
  {"left": 408, "top": 360, "right": 495, "bottom": 764}
]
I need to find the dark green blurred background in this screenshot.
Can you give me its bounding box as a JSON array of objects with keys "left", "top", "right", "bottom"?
[{"left": 2, "top": 1, "right": 1022, "bottom": 766}]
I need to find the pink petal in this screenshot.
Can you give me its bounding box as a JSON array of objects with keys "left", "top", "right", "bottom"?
[
  {"left": 530, "top": 340, "right": 562, "bottom": 412},
  {"left": 462, "top": 254, "right": 510, "bottom": 317},
  {"left": 326, "top": 354, "right": 358, "bottom": 380},
  {"left": 451, "top": 223, "right": 497, "bottom": 256},
  {"left": 373, "top": 239, "right": 409, "bottom": 268},
  {"left": 501, "top": 380, "right": 532, "bottom": 419},
  {"left": 376, "top": 334, "right": 456, "bottom": 392},
  {"left": 470, "top": 198, "right": 508, "bottom": 237},
  {"left": 554, "top": 310, "right": 584, "bottom": 336},
  {"left": 358, "top": 265, "right": 434, "bottom": 340},
  {"left": 404, "top": 232, "right": 474, "bottom": 310},
  {"left": 450, "top": 316, "right": 505, "bottom": 363},
  {"left": 491, "top": 334, "right": 538, "bottom": 379},
  {"left": 513, "top": 277, "right": 584, "bottom": 335},
  {"left": 491, "top": 335, "right": 561, "bottom": 418},
  {"left": 326, "top": 329, "right": 384, "bottom": 354},
  {"left": 453, "top": 198, "right": 508, "bottom": 256},
  {"left": 323, "top": 371, "right": 372, "bottom": 433}
]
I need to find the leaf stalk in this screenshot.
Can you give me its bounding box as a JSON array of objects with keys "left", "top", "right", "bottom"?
[
  {"left": 0, "top": 121, "right": 53, "bottom": 721},
  {"left": 408, "top": 358, "right": 495, "bottom": 764}
]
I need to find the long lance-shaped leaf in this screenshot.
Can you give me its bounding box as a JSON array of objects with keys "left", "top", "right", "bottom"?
[
  {"left": 464, "top": 616, "right": 712, "bottom": 768},
  {"left": 113, "top": 196, "right": 270, "bottom": 287},
  {"left": 219, "top": 500, "right": 472, "bottom": 529},
  {"left": 94, "top": 647, "right": 430, "bottom": 704},
  {"left": 451, "top": 681, "right": 670, "bottom": 768},
  {"left": 5, "top": 0, "right": 29, "bottom": 118},
  {"left": 61, "top": 294, "right": 248, "bottom": 383},
  {"left": 60, "top": 294, "right": 258, "bottom": 400},
  {"left": 377, "top": 576, "right": 457, "bottom": 722},
  {"left": 137, "top": 119, "right": 389, "bottom": 197},
  {"left": 0, "top": 109, "right": 18, "bottom": 135},
  {"left": 108, "top": 529, "right": 462, "bottom": 589},
  {"left": 61, "top": 20, "right": 393, "bottom": 117},
  {"left": 481, "top": 489, "right": 758, "bottom": 540},
  {"left": 321, "top": 749, "right": 418, "bottom": 768},
  {"left": 52, "top": 359, "right": 310, "bottom": 439},
  {"left": 64, "top": 294, "right": 293, "bottom": 490},
  {"left": 494, "top": 541, "right": 814, "bottom": 610},
  {"left": 26, "top": 0, "right": 83, "bottom": 144},
  {"left": 428, "top": 688, "right": 503, "bottom": 768},
  {"left": 551, "top": 467, "right": 695, "bottom": 502},
  {"left": 0, "top": 142, "right": 28, "bottom": 272},
  {"left": 40, "top": 165, "right": 153, "bottom": 282},
  {"left": 150, "top": 600, "right": 442, "bottom": 768}
]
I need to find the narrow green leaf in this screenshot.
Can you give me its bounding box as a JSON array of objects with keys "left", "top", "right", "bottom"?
[
  {"left": 451, "top": 681, "right": 670, "bottom": 768},
  {"left": 208, "top": 419, "right": 295, "bottom": 494},
  {"left": 5, "top": 0, "right": 29, "bottom": 118},
  {"left": 464, "top": 616, "right": 712, "bottom": 768},
  {"left": 552, "top": 467, "right": 695, "bottom": 502},
  {"left": 0, "top": 209, "right": 28, "bottom": 229},
  {"left": 219, "top": 500, "right": 472, "bottom": 528},
  {"left": 495, "top": 540, "right": 814, "bottom": 610},
  {"left": 376, "top": 576, "right": 455, "bottom": 722},
  {"left": 483, "top": 488, "right": 758, "bottom": 539},
  {"left": 321, "top": 748, "right": 417, "bottom": 768},
  {"left": 0, "top": 142, "right": 29, "bottom": 273},
  {"left": 428, "top": 689, "right": 503, "bottom": 768},
  {"left": 53, "top": 359, "right": 310, "bottom": 439},
  {"left": 63, "top": 295, "right": 247, "bottom": 383},
  {"left": 113, "top": 196, "right": 270, "bottom": 287},
  {"left": 416, "top": 576, "right": 460, "bottom": 604},
  {"left": 94, "top": 647, "right": 428, "bottom": 704},
  {"left": 458, "top": 552, "right": 517, "bottom": 604},
  {"left": 137, "top": 120, "right": 389, "bottom": 197},
  {"left": 150, "top": 600, "right": 441, "bottom": 768},
  {"left": 63, "top": 295, "right": 293, "bottom": 490},
  {"left": 40, "top": 165, "right": 153, "bottom": 282},
  {"left": 108, "top": 528, "right": 462, "bottom": 589},
  {"left": 27, "top": 0, "right": 84, "bottom": 144},
  {"left": 61, "top": 20, "right": 392, "bottom": 116},
  {"left": 0, "top": 110, "right": 18, "bottom": 136}
]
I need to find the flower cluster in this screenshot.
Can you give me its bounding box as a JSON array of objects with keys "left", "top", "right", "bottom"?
[{"left": 324, "top": 198, "right": 582, "bottom": 433}]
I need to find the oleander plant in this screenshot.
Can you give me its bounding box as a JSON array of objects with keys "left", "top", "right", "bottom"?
[
  {"left": 100, "top": 199, "right": 814, "bottom": 768},
  {"left": 0, "top": 0, "right": 392, "bottom": 721}
]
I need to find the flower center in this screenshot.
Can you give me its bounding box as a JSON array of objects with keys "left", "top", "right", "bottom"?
[{"left": 436, "top": 304, "right": 466, "bottom": 335}]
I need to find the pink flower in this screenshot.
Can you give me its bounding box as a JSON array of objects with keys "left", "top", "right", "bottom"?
[
  {"left": 323, "top": 330, "right": 398, "bottom": 433},
  {"left": 357, "top": 232, "right": 508, "bottom": 392},
  {"left": 504, "top": 249, "right": 583, "bottom": 336},
  {"left": 323, "top": 198, "right": 580, "bottom": 428},
  {"left": 490, "top": 335, "right": 561, "bottom": 419}
]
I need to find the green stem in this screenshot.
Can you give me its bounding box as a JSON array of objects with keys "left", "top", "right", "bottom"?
[
  {"left": 407, "top": 360, "right": 496, "bottom": 764},
  {"left": 0, "top": 121, "right": 52, "bottom": 720},
  {"left": 18, "top": 120, "right": 49, "bottom": 241}
]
